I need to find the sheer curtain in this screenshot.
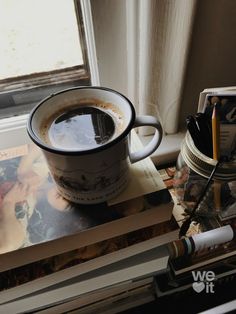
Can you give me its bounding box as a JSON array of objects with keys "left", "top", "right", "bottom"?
[
  {"left": 91, "top": 0, "right": 196, "bottom": 135},
  {"left": 91, "top": 0, "right": 236, "bottom": 136},
  {"left": 134, "top": 0, "right": 197, "bottom": 135}
]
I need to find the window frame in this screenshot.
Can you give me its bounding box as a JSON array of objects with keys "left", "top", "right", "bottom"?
[
  {"left": 0, "top": 0, "right": 99, "bottom": 120},
  {"left": 0, "top": 0, "right": 99, "bottom": 132}
]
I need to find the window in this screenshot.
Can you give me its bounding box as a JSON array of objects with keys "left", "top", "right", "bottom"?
[
  {"left": 0, "top": 0, "right": 91, "bottom": 119},
  {"left": 0, "top": 0, "right": 184, "bottom": 163}
]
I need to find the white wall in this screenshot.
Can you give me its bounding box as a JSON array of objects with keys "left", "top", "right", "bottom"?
[{"left": 180, "top": 0, "right": 236, "bottom": 128}]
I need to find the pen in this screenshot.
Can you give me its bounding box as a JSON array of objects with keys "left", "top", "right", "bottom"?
[
  {"left": 195, "top": 112, "right": 212, "bottom": 157},
  {"left": 212, "top": 103, "right": 221, "bottom": 212},
  {"left": 186, "top": 115, "right": 204, "bottom": 154}
]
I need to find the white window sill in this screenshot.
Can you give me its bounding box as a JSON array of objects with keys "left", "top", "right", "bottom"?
[
  {"left": 0, "top": 115, "right": 185, "bottom": 166},
  {"left": 140, "top": 132, "right": 185, "bottom": 166},
  {"left": 0, "top": 115, "right": 30, "bottom": 149}
]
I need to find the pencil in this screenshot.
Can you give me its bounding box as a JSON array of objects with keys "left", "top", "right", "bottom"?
[{"left": 212, "top": 103, "right": 221, "bottom": 211}]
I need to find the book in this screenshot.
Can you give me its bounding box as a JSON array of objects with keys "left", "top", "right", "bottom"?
[
  {"left": 0, "top": 245, "right": 169, "bottom": 313},
  {"left": 197, "top": 87, "right": 236, "bottom": 159},
  {"left": 197, "top": 86, "right": 236, "bottom": 111},
  {"left": 38, "top": 277, "right": 154, "bottom": 314},
  {"left": 0, "top": 218, "right": 179, "bottom": 304},
  {"left": 0, "top": 132, "right": 174, "bottom": 272}
]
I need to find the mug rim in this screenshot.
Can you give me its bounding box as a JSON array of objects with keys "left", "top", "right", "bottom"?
[{"left": 27, "top": 86, "right": 136, "bottom": 156}]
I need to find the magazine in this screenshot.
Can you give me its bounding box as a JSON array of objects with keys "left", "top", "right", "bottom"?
[{"left": 0, "top": 133, "right": 174, "bottom": 272}]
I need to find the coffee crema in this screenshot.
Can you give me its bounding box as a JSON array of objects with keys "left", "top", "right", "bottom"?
[{"left": 40, "top": 100, "right": 124, "bottom": 150}]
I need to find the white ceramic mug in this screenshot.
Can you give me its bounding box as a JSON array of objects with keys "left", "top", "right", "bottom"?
[{"left": 27, "top": 86, "right": 163, "bottom": 204}]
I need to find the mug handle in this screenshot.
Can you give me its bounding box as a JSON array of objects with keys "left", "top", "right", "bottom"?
[{"left": 129, "top": 115, "right": 163, "bottom": 163}]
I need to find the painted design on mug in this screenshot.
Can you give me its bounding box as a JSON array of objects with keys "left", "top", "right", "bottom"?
[
  {"left": 53, "top": 165, "right": 128, "bottom": 193},
  {"left": 58, "top": 174, "right": 129, "bottom": 203}
]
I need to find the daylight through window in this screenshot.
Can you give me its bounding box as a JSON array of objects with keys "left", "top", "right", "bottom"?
[{"left": 0, "top": 0, "right": 90, "bottom": 118}]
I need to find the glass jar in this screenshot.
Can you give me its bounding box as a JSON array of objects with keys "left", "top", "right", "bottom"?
[{"left": 173, "top": 132, "right": 236, "bottom": 222}]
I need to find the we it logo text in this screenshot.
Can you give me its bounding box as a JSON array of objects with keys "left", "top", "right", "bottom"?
[{"left": 192, "top": 270, "right": 215, "bottom": 293}]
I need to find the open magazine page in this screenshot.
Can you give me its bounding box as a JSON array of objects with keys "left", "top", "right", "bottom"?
[
  {"left": 0, "top": 131, "right": 171, "bottom": 257},
  {"left": 0, "top": 143, "right": 129, "bottom": 253}
]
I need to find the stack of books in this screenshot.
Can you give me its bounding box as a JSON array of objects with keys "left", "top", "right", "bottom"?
[{"left": 0, "top": 132, "right": 179, "bottom": 313}]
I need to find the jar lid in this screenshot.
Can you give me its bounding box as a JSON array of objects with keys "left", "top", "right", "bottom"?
[{"left": 181, "top": 132, "right": 236, "bottom": 181}]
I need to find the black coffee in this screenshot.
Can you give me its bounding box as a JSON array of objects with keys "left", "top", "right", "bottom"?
[{"left": 47, "top": 106, "right": 116, "bottom": 150}]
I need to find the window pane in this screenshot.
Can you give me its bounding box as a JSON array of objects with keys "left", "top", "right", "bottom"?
[
  {"left": 0, "top": 0, "right": 91, "bottom": 119},
  {"left": 0, "top": 0, "right": 83, "bottom": 80}
]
